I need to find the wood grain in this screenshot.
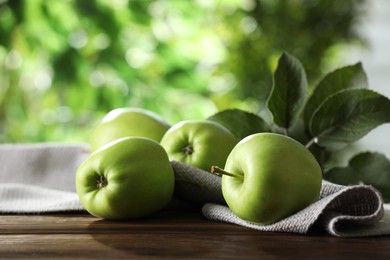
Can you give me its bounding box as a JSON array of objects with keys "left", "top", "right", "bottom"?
[{"left": 1, "top": 208, "right": 390, "bottom": 259}]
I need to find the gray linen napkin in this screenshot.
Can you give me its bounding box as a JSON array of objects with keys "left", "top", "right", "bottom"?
[
  {"left": 0, "top": 143, "right": 88, "bottom": 212},
  {"left": 171, "top": 161, "right": 390, "bottom": 237}
]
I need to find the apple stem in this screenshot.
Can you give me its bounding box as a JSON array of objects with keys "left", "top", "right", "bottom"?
[{"left": 211, "top": 166, "right": 244, "bottom": 180}]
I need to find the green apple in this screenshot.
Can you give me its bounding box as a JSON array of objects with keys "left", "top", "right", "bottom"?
[
  {"left": 90, "top": 107, "right": 171, "bottom": 151},
  {"left": 212, "top": 133, "right": 322, "bottom": 224},
  {"left": 76, "top": 136, "right": 175, "bottom": 219},
  {"left": 160, "top": 120, "right": 238, "bottom": 171}
]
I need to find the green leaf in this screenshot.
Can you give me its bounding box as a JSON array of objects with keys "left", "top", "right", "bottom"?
[
  {"left": 207, "top": 109, "right": 271, "bottom": 140},
  {"left": 309, "top": 88, "right": 390, "bottom": 150},
  {"left": 324, "top": 167, "right": 360, "bottom": 186},
  {"left": 267, "top": 52, "right": 308, "bottom": 130},
  {"left": 357, "top": 153, "right": 390, "bottom": 202},
  {"left": 325, "top": 152, "right": 390, "bottom": 202},
  {"left": 304, "top": 63, "right": 368, "bottom": 125}
]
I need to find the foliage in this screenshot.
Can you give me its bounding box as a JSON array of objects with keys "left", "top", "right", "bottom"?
[
  {"left": 208, "top": 108, "right": 270, "bottom": 139},
  {"left": 208, "top": 52, "right": 390, "bottom": 201},
  {"left": 326, "top": 152, "right": 390, "bottom": 201},
  {"left": 0, "top": 0, "right": 366, "bottom": 143}
]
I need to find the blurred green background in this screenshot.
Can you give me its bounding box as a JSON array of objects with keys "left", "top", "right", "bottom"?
[{"left": 0, "top": 0, "right": 366, "bottom": 144}]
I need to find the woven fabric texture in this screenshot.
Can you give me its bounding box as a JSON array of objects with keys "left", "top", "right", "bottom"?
[{"left": 172, "top": 161, "right": 389, "bottom": 237}]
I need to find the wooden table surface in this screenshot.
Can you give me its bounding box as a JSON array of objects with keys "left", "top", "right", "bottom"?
[{"left": 1, "top": 207, "right": 390, "bottom": 259}]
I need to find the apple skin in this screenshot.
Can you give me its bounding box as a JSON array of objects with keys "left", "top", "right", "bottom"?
[
  {"left": 221, "top": 133, "right": 322, "bottom": 224},
  {"left": 160, "top": 120, "right": 238, "bottom": 171},
  {"left": 90, "top": 107, "right": 171, "bottom": 151},
  {"left": 76, "top": 137, "right": 175, "bottom": 219}
]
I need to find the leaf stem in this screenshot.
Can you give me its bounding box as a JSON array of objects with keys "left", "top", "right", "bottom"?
[
  {"left": 211, "top": 166, "right": 244, "bottom": 180},
  {"left": 305, "top": 137, "right": 318, "bottom": 148}
]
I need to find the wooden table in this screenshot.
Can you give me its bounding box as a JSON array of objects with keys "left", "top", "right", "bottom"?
[{"left": 1, "top": 208, "right": 390, "bottom": 259}]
